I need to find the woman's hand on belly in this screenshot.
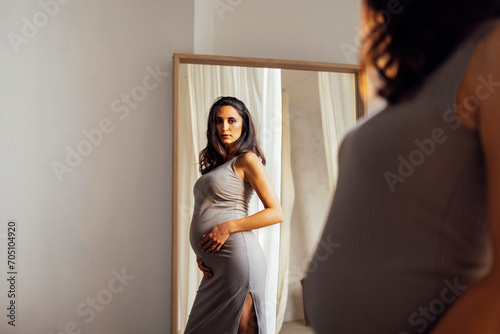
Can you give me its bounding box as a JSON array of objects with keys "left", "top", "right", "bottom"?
[
  {"left": 196, "top": 255, "right": 213, "bottom": 279},
  {"left": 199, "top": 221, "right": 233, "bottom": 253}
]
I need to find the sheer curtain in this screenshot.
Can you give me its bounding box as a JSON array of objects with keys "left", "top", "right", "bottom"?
[
  {"left": 274, "top": 72, "right": 357, "bottom": 326},
  {"left": 176, "top": 64, "right": 282, "bottom": 334},
  {"left": 275, "top": 92, "right": 292, "bottom": 332},
  {"left": 318, "top": 72, "right": 357, "bottom": 191}
]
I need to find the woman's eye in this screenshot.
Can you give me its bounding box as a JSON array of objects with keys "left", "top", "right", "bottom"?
[
  {"left": 229, "top": 119, "right": 235, "bottom": 123},
  {"left": 215, "top": 119, "right": 222, "bottom": 124}
]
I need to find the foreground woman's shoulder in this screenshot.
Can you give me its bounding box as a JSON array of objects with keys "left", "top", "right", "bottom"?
[
  {"left": 458, "top": 21, "right": 500, "bottom": 122},
  {"left": 477, "top": 21, "right": 500, "bottom": 71}
]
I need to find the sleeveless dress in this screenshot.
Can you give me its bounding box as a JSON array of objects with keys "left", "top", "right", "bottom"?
[
  {"left": 303, "top": 21, "right": 499, "bottom": 334},
  {"left": 184, "top": 155, "right": 267, "bottom": 334}
]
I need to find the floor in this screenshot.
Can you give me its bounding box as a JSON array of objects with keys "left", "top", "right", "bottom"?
[{"left": 279, "top": 320, "right": 315, "bottom": 334}]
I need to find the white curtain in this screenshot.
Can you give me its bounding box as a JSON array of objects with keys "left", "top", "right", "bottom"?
[
  {"left": 176, "top": 64, "right": 282, "bottom": 334},
  {"left": 275, "top": 92, "right": 293, "bottom": 332},
  {"left": 277, "top": 72, "right": 358, "bottom": 326},
  {"left": 318, "top": 72, "right": 357, "bottom": 191}
]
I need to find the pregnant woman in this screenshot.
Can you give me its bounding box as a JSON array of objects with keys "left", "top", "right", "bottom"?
[
  {"left": 184, "top": 96, "right": 283, "bottom": 334},
  {"left": 304, "top": 0, "right": 500, "bottom": 333}
]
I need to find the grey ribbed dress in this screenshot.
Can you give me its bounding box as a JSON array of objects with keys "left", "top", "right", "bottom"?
[
  {"left": 303, "top": 21, "right": 498, "bottom": 334},
  {"left": 185, "top": 156, "right": 267, "bottom": 334}
]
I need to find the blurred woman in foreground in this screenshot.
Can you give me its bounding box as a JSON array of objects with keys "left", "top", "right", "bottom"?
[{"left": 304, "top": 1, "right": 500, "bottom": 333}]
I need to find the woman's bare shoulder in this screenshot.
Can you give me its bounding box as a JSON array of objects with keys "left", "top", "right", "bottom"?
[
  {"left": 235, "top": 152, "right": 262, "bottom": 169},
  {"left": 456, "top": 21, "right": 500, "bottom": 127},
  {"left": 462, "top": 21, "right": 500, "bottom": 76},
  {"left": 480, "top": 21, "right": 500, "bottom": 67},
  {"left": 233, "top": 152, "right": 264, "bottom": 182}
]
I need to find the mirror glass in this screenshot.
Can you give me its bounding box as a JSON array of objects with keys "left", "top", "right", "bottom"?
[{"left": 172, "top": 54, "right": 365, "bottom": 334}]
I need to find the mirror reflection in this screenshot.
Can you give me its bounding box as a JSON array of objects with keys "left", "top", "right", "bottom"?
[{"left": 173, "top": 54, "right": 365, "bottom": 334}]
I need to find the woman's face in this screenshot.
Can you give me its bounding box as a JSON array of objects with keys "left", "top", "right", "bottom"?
[{"left": 215, "top": 105, "right": 243, "bottom": 149}]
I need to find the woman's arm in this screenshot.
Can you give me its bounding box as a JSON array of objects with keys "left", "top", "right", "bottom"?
[
  {"left": 431, "top": 23, "right": 500, "bottom": 334},
  {"left": 199, "top": 152, "right": 283, "bottom": 252}
]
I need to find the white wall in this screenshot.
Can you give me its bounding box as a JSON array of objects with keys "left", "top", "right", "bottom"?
[
  {"left": 0, "top": 1, "right": 193, "bottom": 333},
  {"left": 212, "top": 0, "right": 361, "bottom": 64},
  {"left": 1, "top": 1, "right": 360, "bottom": 333}
]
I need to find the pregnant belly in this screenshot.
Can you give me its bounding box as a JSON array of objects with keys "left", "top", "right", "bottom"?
[
  {"left": 193, "top": 230, "right": 266, "bottom": 283},
  {"left": 190, "top": 211, "right": 266, "bottom": 281},
  {"left": 190, "top": 210, "right": 242, "bottom": 251}
]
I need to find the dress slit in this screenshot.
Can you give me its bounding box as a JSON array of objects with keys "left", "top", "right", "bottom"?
[{"left": 237, "top": 291, "right": 259, "bottom": 334}]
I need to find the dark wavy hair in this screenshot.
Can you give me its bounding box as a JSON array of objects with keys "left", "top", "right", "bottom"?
[
  {"left": 361, "top": 0, "right": 499, "bottom": 103},
  {"left": 199, "top": 96, "right": 266, "bottom": 175}
]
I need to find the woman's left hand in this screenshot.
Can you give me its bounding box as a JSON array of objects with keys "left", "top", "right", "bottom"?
[{"left": 199, "top": 221, "right": 233, "bottom": 253}]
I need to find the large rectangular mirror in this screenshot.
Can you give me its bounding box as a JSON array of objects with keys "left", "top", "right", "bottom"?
[{"left": 172, "top": 53, "right": 365, "bottom": 334}]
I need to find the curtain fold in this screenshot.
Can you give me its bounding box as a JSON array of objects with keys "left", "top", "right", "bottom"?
[
  {"left": 176, "top": 64, "right": 282, "bottom": 334},
  {"left": 276, "top": 71, "right": 357, "bottom": 325},
  {"left": 176, "top": 74, "right": 200, "bottom": 333},
  {"left": 318, "top": 72, "right": 357, "bottom": 192},
  {"left": 275, "top": 92, "right": 292, "bottom": 333}
]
